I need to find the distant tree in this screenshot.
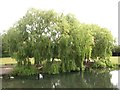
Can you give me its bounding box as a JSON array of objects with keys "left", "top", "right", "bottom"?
[
  {"left": 1, "top": 34, "right": 10, "bottom": 57},
  {"left": 112, "top": 45, "right": 120, "bottom": 56}
]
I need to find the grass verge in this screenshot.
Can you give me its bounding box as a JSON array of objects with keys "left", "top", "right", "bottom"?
[{"left": 0, "top": 56, "right": 119, "bottom": 65}]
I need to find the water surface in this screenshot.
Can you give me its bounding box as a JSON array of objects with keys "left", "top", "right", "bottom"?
[{"left": 2, "top": 69, "right": 120, "bottom": 89}]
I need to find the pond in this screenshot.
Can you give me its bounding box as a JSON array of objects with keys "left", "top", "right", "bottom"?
[{"left": 1, "top": 69, "right": 120, "bottom": 89}]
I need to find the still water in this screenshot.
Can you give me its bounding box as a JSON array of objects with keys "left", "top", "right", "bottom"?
[{"left": 1, "top": 69, "right": 120, "bottom": 89}]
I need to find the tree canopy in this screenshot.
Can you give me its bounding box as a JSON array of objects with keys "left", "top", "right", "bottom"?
[{"left": 2, "top": 8, "right": 114, "bottom": 74}]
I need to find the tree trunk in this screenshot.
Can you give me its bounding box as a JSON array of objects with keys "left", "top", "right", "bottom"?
[
  {"left": 24, "top": 59, "right": 27, "bottom": 66},
  {"left": 27, "top": 57, "right": 31, "bottom": 67},
  {"left": 34, "top": 58, "right": 39, "bottom": 65},
  {"left": 80, "top": 53, "right": 85, "bottom": 71},
  {"left": 18, "top": 61, "right": 22, "bottom": 66},
  {"left": 52, "top": 57, "right": 54, "bottom": 63},
  {"left": 80, "top": 60, "right": 84, "bottom": 71}
]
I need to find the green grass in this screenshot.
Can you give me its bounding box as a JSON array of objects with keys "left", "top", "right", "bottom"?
[
  {"left": 0, "top": 57, "right": 17, "bottom": 65},
  {"left": 0, "top": 56, "right": 119, "bottom": 65},
  {"left": 0, "top": 57, "right": 34, "bottom": 65},
  {"left": 110, "top": 56, "right": 120, "bottom": 64}
]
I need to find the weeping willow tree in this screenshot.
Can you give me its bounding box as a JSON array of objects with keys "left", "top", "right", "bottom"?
[
  {"left": 4, "top": 8, "right": 114, "bottom": 74},
  {"left": 89, "top": 24, "right": 114, "bottom": 59}
]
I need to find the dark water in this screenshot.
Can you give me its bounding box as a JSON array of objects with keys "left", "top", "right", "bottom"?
[{"left": 1, "top": 69, "right": 120, "bottom": 89}]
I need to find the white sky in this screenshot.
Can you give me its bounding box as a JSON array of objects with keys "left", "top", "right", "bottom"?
[{"left": 0, "top": 0, "right": 119, "bottom": 42}]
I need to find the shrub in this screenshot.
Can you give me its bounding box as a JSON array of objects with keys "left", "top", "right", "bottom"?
[
  {"left": 92, "top": 60, "right": 106, "bottom": 68},
  {"left": 104, "top": 59, "right": 114, "bottom": 68},
  {"left": 100, "top": 58, "right": 115, "bottom": 68},
  {"left": 92, "top": 58, "right": 116, "bottom": 68},
  {"left": 12, "top": 66, "right": 38, "bottom": 76}
]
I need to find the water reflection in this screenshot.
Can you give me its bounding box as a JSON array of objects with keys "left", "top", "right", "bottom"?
[
  {"left": 110, "top": 70, "right": 120, "bottom": 90},
  {"left": 2, "top": 69, "right": 120, "bottom": 89},
  {"left": 110, "top": 70, "right": 118, "bottom": 86},
  {"left": 52, "top": 80, "right": 60, "bottom": 88}
]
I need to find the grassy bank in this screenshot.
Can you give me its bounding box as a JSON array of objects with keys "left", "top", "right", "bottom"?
[
  {"left": 110, "top": 56, "right": 119, "bottom": 64},
  {"left": 0, "top": 57, "right": 17, "bottom": 65},
  {"left": 0, "top": 57, "right": 34, "bottom": 65},
  {"left": 0, "top": 57, "right": 119, "bottom": 65}
]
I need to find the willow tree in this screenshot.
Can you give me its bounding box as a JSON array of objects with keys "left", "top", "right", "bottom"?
[
  {"left": 70, "top": 26, "right": 94, "bottom": 71},
  {"left": 5, "top": 8, "right": 114, "bottom": 74},
  {"left": 89, "top": 24, "right": 114, "bottom": 60},
  {"left": 13, "top": 8, "right": 60, "bottom": 65},
  {"left": 78, "top": 24, "right": 94, "bottom": 70},
  {"left": 57, "top": 14, "right": 80, "bottom": 72},
  {"left": 5, "top": 27, "right": 25, "bottom": 66},
  {"left": 5, "top": 8, "right": 38, "bottom": 66}
]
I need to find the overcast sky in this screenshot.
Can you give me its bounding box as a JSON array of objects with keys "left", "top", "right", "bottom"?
[{"left": 0, "top": 0, "right": 119, "bottom": 42}]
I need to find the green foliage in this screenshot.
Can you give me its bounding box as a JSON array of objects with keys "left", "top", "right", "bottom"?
[
  {"left": 1, "top": 34, "right": 10, "bottom": 57},
  {"left": 60, "top": 59, "right": 77, "bottom": 72},
  {"left": 2, "top": 8, "right": 115, "bottom": 74},
  {"left": 90, "top": 25, "right": 114, "bottom": 59},
  {"left": 92, "top": 58, "right": 115, "bottom": 68},
  {"left": 92, "top": 60, "right": 106, "bottom": 68},
  {"left": 112, "top": 45, "right": 120, "bottom": 56},
  {"left": 49, "top": 62, "right": 60, "bottom": 74},
  {"left": 43, "top": 60, "right": 78, "bottom": 74},
  {"left": 60, "top": 62, "right": 66, "bottom": 72},
  {"left": 43, "top": 61, "right": 61, "bottom": 74},
  {"left": 12, "top": 66, "right": 38, "bottom": 76},
  {"left": 104, "top": 58, "right": 114, "bottom": 68}
]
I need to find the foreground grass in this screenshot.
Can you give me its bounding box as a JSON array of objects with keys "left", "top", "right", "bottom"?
[{"left": 0, "top": 56, "right": 119, "bottom": 65}]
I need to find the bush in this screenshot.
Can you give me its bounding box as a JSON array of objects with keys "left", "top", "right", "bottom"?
[
  {"left": 92, "top": 58, "right": 115, "bottom": 68},
  {"left": 12, "top": 66, "right": 38, "bottom": 76},
  {"left": 92, "top": 60, "right": 106, "bottom": 68},
  {"left": 104, "top": 59, "right": 114, "bottom": 68}
]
